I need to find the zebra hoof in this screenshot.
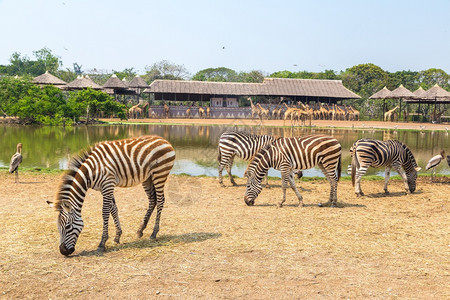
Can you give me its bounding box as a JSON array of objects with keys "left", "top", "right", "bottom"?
[
  {"left": 114, "top": 237, "right": 121, "bottom": 244},
  {"left": 384, "top": 190, "right": 390, "bottom": 194},
  {"left": 356, "top": 192, "right": 364, "bottom": 197},
  {"left": 150, "top": 235, "right": 157, "bottom": 240},
  {"left": 137, "top": 231, "right": 143, "bottom": 239},
  {"left": 97, "top": 246, "right": 106, "bottom": 254}
]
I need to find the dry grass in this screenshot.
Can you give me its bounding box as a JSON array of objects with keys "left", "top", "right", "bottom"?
[{"left": 0, "top": 171, "right": 448, "bottom": 299}]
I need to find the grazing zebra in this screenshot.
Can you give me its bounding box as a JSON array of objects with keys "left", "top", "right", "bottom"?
[
  {"left": 218, "top": 131, "right": 276, "bottom": 187},
  {"left": 47, "top": 136, "right": 176, "bottom": 256},
  {"left": 244, "top": 135, "right": 342, "bottom": 207},
  {"left": 350, "top": 138, "right": 421, "bottom": 196}
]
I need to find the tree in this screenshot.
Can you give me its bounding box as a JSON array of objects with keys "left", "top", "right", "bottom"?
[
  {"left": 144, "top": 60, "right": 190, "bottom": 82},
  {"left": 387, "top": 70, "right": 419, "bottom": 91},
  {"left": 33, "top": 47, "right": 62, "bottom": 74},
  {"left": 341, "top": 63, "right": 389, "bottom": 98},
  {"left": 238, "top": 70, "right": 265, "bottom": 83},
  {"left": 418, "top": 68, "right": 449, "bottom": 89},
  {"left": 192, "top": 67, "right": 238, "bottom": 82},
  {"left": 112, "top": 68, "right": 137, "bottom": 81}
]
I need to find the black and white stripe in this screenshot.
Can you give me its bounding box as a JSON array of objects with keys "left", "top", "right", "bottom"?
[
  {"left": 244, "top": 135, "right": 342, "bottom": 207},
  {"left": 47, "top": 135, "right": 176, "bottom": 256},
  {"left": 350, "top": 138, "right": 421, "bottom": 196},
  {"left": 218, "top": 131, "right": 276, "bottom": 187}
]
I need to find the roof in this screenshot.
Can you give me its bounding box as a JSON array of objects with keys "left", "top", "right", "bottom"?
[
  {"left": 65, "top": 75, "right": 102, "bottom": 90},
  {"left": 369, "top": 86, "right": 393, "bottom": 99},
  {"left": 32, "top": 71, "right": 67, "bottom": 86},
  {"left": 146, "top": 78, "right": 360, "bottom": 99},
  {"left": 391, "top": 84, "right": 416, "bottom": 99},
  {"left": 421, "top": 84, "right": 450, "bottom": 100},
  {"left": 128, "top": 75, "right": 150, "bottom": 88},
  {"left": 103, "top": 74, "right": 128, "bottom": 89},
  {"left": 413, "top": 87, "right": 427, "bottom": 98}
]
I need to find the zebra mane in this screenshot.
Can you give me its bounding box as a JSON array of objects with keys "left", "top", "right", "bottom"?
[
  {"left": 54, "top": 147, "right": 93, "bottom": 210},
  {"left": 245, "top": 143, "right": 273, "bottom": 177}
]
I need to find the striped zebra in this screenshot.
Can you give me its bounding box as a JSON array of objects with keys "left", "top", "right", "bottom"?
[
  {"left": 244, "top": 135, "right": 342, "bottom": 207},
  {"left": 47, "top": 136, "right": 176, "bottom": 256},
  {"left": 218, "top": 131, "right": 277, "bottom": 187},
  {"left": 350, "top": 138, "right": 421, "bottom": 196}
]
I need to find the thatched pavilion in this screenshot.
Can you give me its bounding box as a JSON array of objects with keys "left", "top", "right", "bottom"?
[
  {"left": 404, "top": 84, "right": 450, "bottom": 122},
  {"left": 145, "top": 78, "right": 360, "bottom": 106},
  {"left": 391, "top": 85, "right": 416, "bottom": 120},
  {"left": 65, "top": 75, "right": 102, "bottom": 90},
  {"left": 32, "top": 71, "right": 67, "bottom": 89}
]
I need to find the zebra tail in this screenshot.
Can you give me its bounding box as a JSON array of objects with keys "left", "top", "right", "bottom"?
[
  {"left": 351, "top": 154, "right": 356, "bottom": 187},
  {"left": 337, "top": 154, "right": 342, "bottom": 181}
]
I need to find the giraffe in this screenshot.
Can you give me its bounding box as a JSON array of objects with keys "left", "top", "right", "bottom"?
[
  {"left": 384, "top": 106, "right": 399, "bottom": 122},
  {"left": 256, "top": 103, "right": 269, "bottom": 120},
  {"left": 248, "top": 97, "right": 260, "bottom": 120},
  {"left": 163, "top": 103, "right": 170, "bottom": 119},
  {"left": 128, "top": 104, "right": 143, "bottom": 119},
  {"left": 206, "top": 106, "right": 211, "bottom": 118},
  {"left": 198, "top": 106, "right": 205, "bottom": 118},
  {"left": 185, "top": 105, "right": 192, "bottom": 119}
]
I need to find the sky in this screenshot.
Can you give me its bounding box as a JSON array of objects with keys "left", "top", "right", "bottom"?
[{"left": 1, "top": 0, "right": 449, "bottom": 76}]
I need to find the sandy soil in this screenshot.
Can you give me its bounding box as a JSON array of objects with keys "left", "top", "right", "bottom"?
[
  {"left": 0, "top": 171, "right": 448, "bottom": 299},
  {"left": 101, "top": 117, "right": 450, "bottom": 131}
]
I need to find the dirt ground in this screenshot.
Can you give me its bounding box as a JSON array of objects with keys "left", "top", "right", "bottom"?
[
  {"left": 0, "top": 171, "right": 448, "bottom": 299},
  {"left": 101, "top": 117, "right": 450, "bottom": 131}
]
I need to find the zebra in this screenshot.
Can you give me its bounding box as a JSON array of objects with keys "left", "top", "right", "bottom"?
[
  {"left": 244, "top": 135, "right": 342, "bottom": 207},
  {"left": 47, "top": 135, "right": 176, "bottom": 256},
  {"left": 350, "top": 138, "right": 421, "bottom": 197},
  {"left": 218, "top": 131, "right": 277, "bottom": 187}
]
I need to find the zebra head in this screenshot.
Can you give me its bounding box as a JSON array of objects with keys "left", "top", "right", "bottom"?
[
  {"left": 244, "top": 170, "right": 263, "bottom": 206},
  {"left": 407, "top": 166, "right": 421, "bottom": 193},
  {"left": 47, "top": 200, "right": 84, "bottom": 256}
]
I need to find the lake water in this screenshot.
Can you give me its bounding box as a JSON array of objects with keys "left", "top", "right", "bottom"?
[{"left": 0, "top": 124, "right": 448, "bottom": 177}]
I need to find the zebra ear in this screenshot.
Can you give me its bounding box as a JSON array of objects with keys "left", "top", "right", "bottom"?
[
  {"left": 415, "top": 167, "right": 421, "bottom": 172},
  {"left": 47, "top": 200, "right": 55, "bottom": 208}
]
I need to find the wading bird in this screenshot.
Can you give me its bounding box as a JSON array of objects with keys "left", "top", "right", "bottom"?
[
  {"left": 9, "top": 143, "right": 23, "bottom": 183},
  {"left": 426, "top": 150, "right": 446, "bottom": 182}
]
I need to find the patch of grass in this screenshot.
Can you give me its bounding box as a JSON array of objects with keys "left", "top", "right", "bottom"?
[{"left": 0, "top": 167, "right": 64, "bottom": 175}]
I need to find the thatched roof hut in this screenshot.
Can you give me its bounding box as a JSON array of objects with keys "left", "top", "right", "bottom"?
[
  {"left": 103, "top": 74, "right": 128, "bottom": 89},
  {"left": 32, "top": 71, "right": 67, "bottom": 88},
  {"left": 421, "top": 84, "right": 450, "bottom": 102},
  {"left": 413, "top": 87, "right": 427, "bottom": 98},
  {"left": 65, "top": 75, "right": 102, "bottom": 90},
  {"left": 369, "top": 86, "right": 394, "bottom": 99},
  {"left": 128, "top": 75, "right": 149, "bottom": 89},
  {"left": 391, "top": 84, "right": 416, "bottom": 99}
]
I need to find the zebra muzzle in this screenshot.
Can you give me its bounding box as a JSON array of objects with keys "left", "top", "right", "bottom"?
[
  {"left": 60, "top": 243, "right": 75, "bottom": 256},
  {"left": 244, "top": 196, "right": 254, "bottom": 206}
]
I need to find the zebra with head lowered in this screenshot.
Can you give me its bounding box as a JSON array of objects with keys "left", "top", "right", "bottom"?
[
  {"left": 350, "top": 138, "right": 421, "bottom": 197},
  {"left": 47, "top": 136, "right": 176, "bottom": 256},
  {"left": 218, "top": 131, "right": 277, "bottom": 187},
  {"left": 244, "top": 135, "right": 342, "bottom": 207}
]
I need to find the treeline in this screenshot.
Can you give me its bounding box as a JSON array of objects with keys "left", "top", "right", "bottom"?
[
  {"left": 1, "top": 47, "right": 449, "bottom": 123},
  {"left": 0, "top": 76, "right": 126, "bottom": 125}
]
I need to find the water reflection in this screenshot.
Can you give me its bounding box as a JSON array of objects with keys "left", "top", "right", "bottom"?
[{"left": 0, "top": 124, "right": 448, "bottom": 177}]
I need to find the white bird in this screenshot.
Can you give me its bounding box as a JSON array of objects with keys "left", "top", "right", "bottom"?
[
  {"left": 9, "top": 143, "right": 23, "bottom": 183},
  {"left": 426, "top": 150, "right": 445, "bottom": 182}
]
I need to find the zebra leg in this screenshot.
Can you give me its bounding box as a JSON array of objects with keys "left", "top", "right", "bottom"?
[
  {"left": 277, "top": 174, "right": 290, "bottom": 208},
  {"left": 110, "top": 196, "right": 122, "bottom": 244},
  {"left": 227, "top": 156, "right": 237, "bottom": 186},
  {"left": 354, "top": 166, "right": 367, "bottom": 197},
  {"left": 384, "top": 167, "right": 391, "bottom": 194},
  {"left": 319, "top": 164, "right": 338, "bottom": 207},
  {"left": 150, "top": 190, "right": 165, "bottom": 239},
  {"left": 264, "top": 174, "right": 271, "bottom": 189},
  {"left": 98, "top": 189, "right": 115, "bottom": 252},
  {"left": 137, "top": 178, "right": 157, "bottom": 238},
  {"left": 394, "top": 165, "right": 410, "bottom": 194},
  {"left": 287, "top": 172, "right": 303, "bottom": 207}
]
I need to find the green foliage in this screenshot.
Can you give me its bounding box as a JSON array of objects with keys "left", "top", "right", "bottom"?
[
  {"left": 143, "top": 60, "right": 190, "bottom": 82},
  {"left": 0, "top": 47, "right": 62, "bottom": 76},
  {"left": 341, "top": 63, "right": 389, "bottom": 98},
  {"left": 0, "top": 76, "right": 126, "bottom": 125}
]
